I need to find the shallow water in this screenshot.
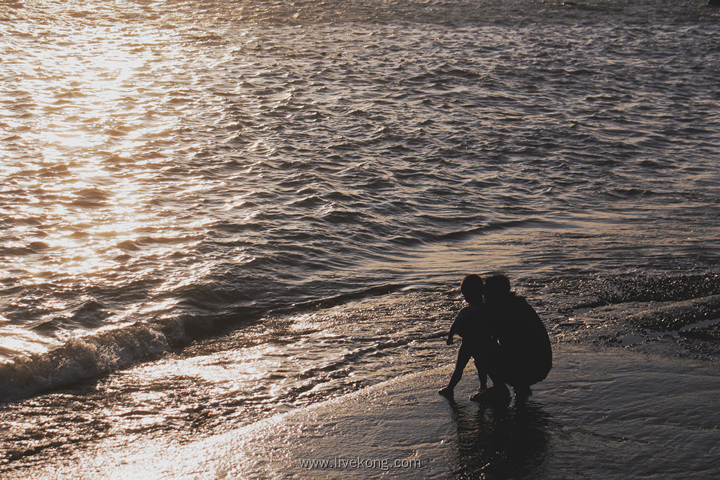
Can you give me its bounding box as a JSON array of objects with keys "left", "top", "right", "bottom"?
[{"left": 1, "top": 0, "right": 720, "bottom": 473}]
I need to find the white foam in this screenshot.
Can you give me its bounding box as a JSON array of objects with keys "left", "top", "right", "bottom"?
[{"left": 0, "top": 322, "right": 172, "bottom": 402}]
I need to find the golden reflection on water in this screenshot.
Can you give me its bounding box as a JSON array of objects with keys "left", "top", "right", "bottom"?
[
  {"left": 6, "top": 24, "right": 194, "bottom": 281},
  {"left": 0, "top": 9, "right": 228, "bottom": 359}
]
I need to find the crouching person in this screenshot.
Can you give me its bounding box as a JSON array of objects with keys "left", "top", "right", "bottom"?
[{"left": 473, "top": 273, "right": 552, "bottom": 403}]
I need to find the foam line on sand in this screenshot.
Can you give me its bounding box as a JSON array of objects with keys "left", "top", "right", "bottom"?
[{"left": 8, "top": 345, "right": 720, "bottom": 479}]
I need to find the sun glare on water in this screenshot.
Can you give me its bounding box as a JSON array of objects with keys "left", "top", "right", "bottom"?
[
  {"left": 0, "top": 5, "right": 227, "bottom": 359},
  {"left": 1, "top": 20, "right": 197, "bottom": 281}
]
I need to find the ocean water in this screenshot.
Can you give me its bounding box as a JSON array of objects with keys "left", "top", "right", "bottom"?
[{"left": 1, "top": 0, "right": 719, "bottom": 472}]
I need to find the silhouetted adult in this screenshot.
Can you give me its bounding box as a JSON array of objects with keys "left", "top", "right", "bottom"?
[{"left": 477, "top": 274, "right": 552, "bottom": 401}]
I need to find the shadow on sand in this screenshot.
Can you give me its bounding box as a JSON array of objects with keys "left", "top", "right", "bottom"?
[{"left": 448, "top": 397, "right": 551, "bottom": 479}]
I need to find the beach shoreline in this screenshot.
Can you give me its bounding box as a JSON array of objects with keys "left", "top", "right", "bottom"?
[{"left": 5, "top": 343, "right": 719, "bottom": 479}]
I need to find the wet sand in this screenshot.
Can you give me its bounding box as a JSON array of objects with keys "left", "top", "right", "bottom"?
[{"left": 6, "top": 345, "right": 720, "bottom": 479}]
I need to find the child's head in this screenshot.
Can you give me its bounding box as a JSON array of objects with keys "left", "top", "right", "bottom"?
[
  {"left": 461, "top": 274, "right": 484, "bottom": 306},
  {"left": 484, "top": 273, "right": 511, "bottom": 304}
]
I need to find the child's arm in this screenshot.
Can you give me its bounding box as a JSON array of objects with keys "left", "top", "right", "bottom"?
[{"left": 446, "top": 320, "right": 458, "bottom": 345}]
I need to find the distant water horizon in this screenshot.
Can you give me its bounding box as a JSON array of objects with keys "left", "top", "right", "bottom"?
[{"left": 1, "top": 0, "right": 719, "bottom": 472}]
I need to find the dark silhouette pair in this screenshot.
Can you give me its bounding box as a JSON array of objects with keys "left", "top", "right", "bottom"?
[{"left": 439, "top": 274, "right": 552, "bottom": 403}]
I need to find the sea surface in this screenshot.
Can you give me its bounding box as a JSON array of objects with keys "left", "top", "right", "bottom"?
[{"left": 1, "top": 0, "right": 719, "bottom": 473}]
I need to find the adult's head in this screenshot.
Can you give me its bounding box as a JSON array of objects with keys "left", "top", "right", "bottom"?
[
  {"left": 484, "top": 273, "right": 511, "bottom": 304},
  {"left": 460, "top": 274, "right": 484, "bottom": 306}
]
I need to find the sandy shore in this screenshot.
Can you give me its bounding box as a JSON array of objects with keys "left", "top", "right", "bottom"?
[{"left": 6, "top": 344, "right": 720, "bottom": 479}]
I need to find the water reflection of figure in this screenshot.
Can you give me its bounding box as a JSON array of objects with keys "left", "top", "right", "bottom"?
[{"left": 449, "top": 399, "right": 551, "bottom": 479}]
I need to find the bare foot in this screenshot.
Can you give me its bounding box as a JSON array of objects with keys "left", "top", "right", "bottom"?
[{"left": 438, "top": 387, "right": 454, "bottom": 400}]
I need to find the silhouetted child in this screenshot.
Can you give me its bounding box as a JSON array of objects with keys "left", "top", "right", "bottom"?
[{"left": 438, "top": 274, "right": 497, "bottom": 400}]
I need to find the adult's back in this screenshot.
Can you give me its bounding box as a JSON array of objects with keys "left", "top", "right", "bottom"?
[{"left": 490, "top": 293, "right": 552, "bottom": 388}]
